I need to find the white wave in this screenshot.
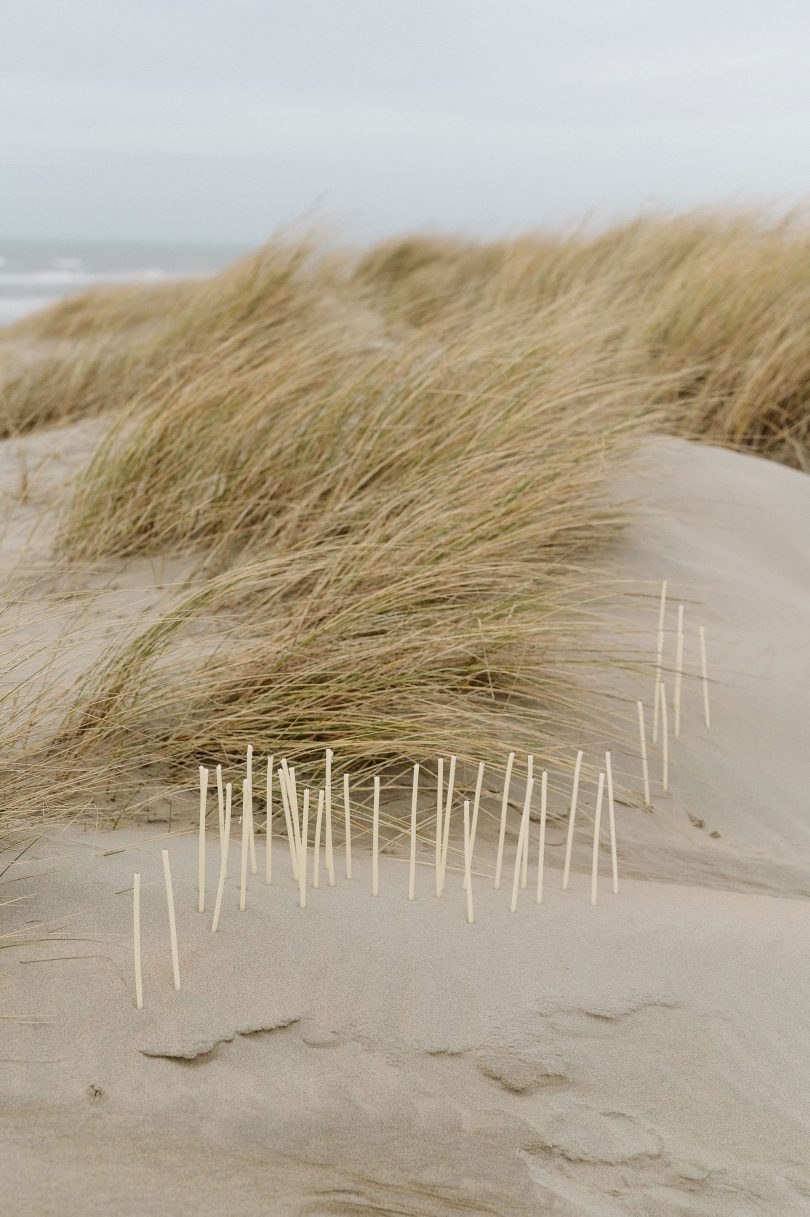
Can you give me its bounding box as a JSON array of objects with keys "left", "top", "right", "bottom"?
[{"left": 0, "top": 267, "right": 173, "bottom": 288}]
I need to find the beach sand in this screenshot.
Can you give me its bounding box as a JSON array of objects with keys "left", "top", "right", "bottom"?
[{"left": 2, "top": 427, "right": 809, "bottom": 1215}]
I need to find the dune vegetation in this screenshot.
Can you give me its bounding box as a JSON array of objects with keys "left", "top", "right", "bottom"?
[{"left": 3, "top": 208, "right": 810, "bottom": 823}]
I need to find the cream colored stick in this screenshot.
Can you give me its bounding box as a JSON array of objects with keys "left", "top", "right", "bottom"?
[
  {"left": 562, "top": 750, "right": 584, "bottom": 891},
  {"left": 281, "top": 761, "right": 303, "bottom": 867},
  {"left": 535, "top": 770, "right": 548, "bottom": 904},
  {"left": 133, "top": 872, "right": 143, "bottom": 1010},
  {"left": 510, "top": 776, "right": 534, "bottom": 913},
  {"left": 494, "top": 751, "right": 515, "bottom": 889},
  {"left": 590, "top": 772, "right": 605, "bottom": 906},
  {"left": 198, "top": 765, "right": 208, "bottom": 913},
  {"left": 674, "top": 604, "right": 685, "bottom": 738},
  {"left": 372, "top": 774, "right": 380, "bottom": 897},
  {"left": 637, "top": 700, "right": 651, "bottom": 806},
  {"left": 313, "top": 789, "right": 324, "bottom": 889},
  {"left": 521, "top": 755, "right": 533, "bottom": 889},
  {"left": 211, "top": 783, "right": 232, "bottom": 933},
  {"left": 246, "top": 744, "right": 257, "bottom": 875},
  {"left": 161, "top": 849, "right": 181, "bottom": 991},
  {"left": 276, "top": 766, "right": 299, "bottom": 880},
  {"left": 325, "top": 748, "right": 335, "bottom": 886},
  {"left": 343, "top": 772, "right": 353, "bottom": 880},
  {"left": 439, "top": 753, "right": 456, "bottom": 896},
  {"left": 265, "top": 755, "right": 273, "bottom": 885},
  {"left": 699, "top": 625, "right": 711, "bottom": 729},
  {"left": 659, "top": 681, "right": 669, "bottom": 793},
  {"left": 239, "top": 779, "right": 250, "bottom": 912},
  {"left": 652, "top": 579, "right": 667, "bottom": 743},
  {"left": 216, "top": 763, "right": 227, "bottom": 877},
  {"left": 463, "top": 760, "right": 485, "bottom": 891},
  {"left": 298, "top": 788, "right": 310, "bottom": 909},
  {"left": 605, "top": 750, "right": 618, "bottom": 894},
  {"left": 408, "top": 763, "right": 419, "bottom": 901},
  {"left": 435, "top": 757, "right": 444, "bottom": 897},
  {"left": 462, "top": 799, "right": 474, "bottom": 924}
]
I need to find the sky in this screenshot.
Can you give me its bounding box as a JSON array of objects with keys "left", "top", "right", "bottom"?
[{"left": 3, "top": 0, "right": 810, "bottom": 244}]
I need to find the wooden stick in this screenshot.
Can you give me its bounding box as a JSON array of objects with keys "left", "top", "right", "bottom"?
[
  {"left": 408, "top": 763, "right": 419, "bottom": 901},
  {"left": 674, "top": 603, "right": 684, "bottom": 738},
  {"left": 653, "top": 579, "right": 667, "bottom": 743},
  {"left": 462, "top": 799, "right": 474, "bottom": 924},
  {"left": 265, "top": 755, "right": 273, "bottom": 885},
  {"left": 699, "top": 625, "right": 711, "bottom": 729},
  {"left": 198, "top": 765, "right": 208, "bottom": 913},
  {"left": 372, "top": 774, "right": 380, "bottom": 896},
  {"left": 521, "top": 755, "right": 533, "bottom": 889},
  {"left": 510, "top": 776, "right": 534, "bottom": 913},
  {"left": 438, "top": 753, "right": 456, "bottom": 896},
  {"left": 246, "top": 744, "right": 257, "bottom": 874},
  {"left": 659, "top": 681, "right": 669, "bottom": 793},
  {"left": 313, "top": 789, "right": 324, "bottom": 888},
  {"left": 133, "top": 872, "right": 143, "bottom": 1010},
  {"left": 239, "top": 779, "right": 250, "bottom": 912},
  {"left": 535, "top": 770, "right": 548, "bottom": 904},
  {"left": 494, "top": 751, "right": 515, "bottom": 889},
  {"left": 161, "top": 849, "right": 181, "bottom": 991},
  {"left": 590, "top": 771, "right": 605, "bottom": 906},
  {"left": 325, "top": 748, "right": 335, "bottom": 886},
  {"left": 211, "top": 782, "right": 232, "bottom": 933},
  {"left": 216, "top": 763, "right": 227, "bottom": 877},
  {"left": 463, "top": 760, "right": 485, "bottom": 891},
  {"left": 434, "top": 757, "right": 443, "bottom": 897},
  {"left": 298, "top": 787, "right": 309, "bottom": 909},
  {"left": 605, "top": 750, "right": 618, "bottom": 894},
  {"left": 562, "top": 750, "right": 584, "bottom": 891},
  {"left": 637, "top": 700, "right": 650, "bottom": 807},
  {"left": 281, "top": 761, "right": 303, "bottom": 869},
  {"left": 276, "top": 766, "right": 299, "bottom": 881},
  {"left": 343, "top": 772, "right": 352, "bottom": 880}
]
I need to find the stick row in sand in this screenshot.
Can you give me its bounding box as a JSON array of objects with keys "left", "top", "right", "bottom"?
[{"left": 134, "top": 744, "right": 624, "bottom": 1010}]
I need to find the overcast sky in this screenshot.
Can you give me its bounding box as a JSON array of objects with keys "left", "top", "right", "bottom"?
[{"left": 3, "top": 0, "right": 810, "bottom": 243}]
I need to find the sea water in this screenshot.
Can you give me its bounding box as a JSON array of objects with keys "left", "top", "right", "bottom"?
[{"left": 0, "top": 239, "right": 247, "bottom": 327}]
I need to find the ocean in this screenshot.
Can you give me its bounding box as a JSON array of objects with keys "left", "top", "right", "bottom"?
[{"left": 0, "top": 238, "right": 248, "bottom": 327}]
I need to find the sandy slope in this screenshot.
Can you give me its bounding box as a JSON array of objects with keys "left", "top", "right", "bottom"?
[{"left": 2, "top": 428, "right": 810, "bottom": 1215}]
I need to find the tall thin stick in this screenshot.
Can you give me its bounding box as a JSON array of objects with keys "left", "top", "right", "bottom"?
[
  {"left": 298, "top": 787, "right": 310, "bottom": 909},
  {"left": 653, "top": 579, "right": 667, "bottom": 743},
  {"left": 161, "top": 849, "right": 181, "bottom": 991},
  {"left": 313, "top": 789, "right": 324, "bottom": 888},
  {"left": 133, "top": 872, "right": 143, "bottom": 1010},
  {"left": 494, "top": 751, "right": 515, "bottom": 889},
  {"left": 659, "top": 681, "right": 669, "bottom": 793},
  {"left": 674, "top": 603, "right": 685, "bottom": 738},
  {"left": 605, "top": 750, "right": 618, "bottom": 894},
  {"left": 372, "top": 774, "right": 380, "bottom": 897},
  {"left": 198, "top": 765, "right": 208, "bottom": 913},
  {"left": 462, "top": 800, "right": 474, "bottom": 924},
  {"left": 463, "top": 760, "right": 485, "bottom": 891},
  {"left": 562, "top": 750, "right": 584, "bottom": 890},
  {"left": 216, "top": 763, "right": 227, "bottom": 877},
  {"left": 276, "top": 766, "right": 299, "bottom": 881},
  {"left": 510, "top": 776, "right": 534, "bottom": 913},
  {"left": 265, "top": 755, "right": 273, "bottom": 885},
  {"left": 281, "top": 761, "right": 303, "bottom": 870},
  {"left": 239, "top": 779, "right": 250, "bottom": 912},
  {"left": 343, "top": 772, "right": 352, "bottom": 880},
  {"left": 535, "top": 770, "right": 548, "bottom": 904},
  {"left": 325, "top": 748, "right": 335, "bottom": 886},
  {"left": 637, "top": 700, "right": 650, "bottom": 807},
  {"left": 590, "top": 772, "right": 605, "bottom": 906},
  {"left": 435, "top": 757, "right": 444, "bottom": 897},
  {"left": 408, "top": 763, "right": 419, "bottom": 901},
  {"left": 439, "top": 753, "right": 456, "bottom": 896},
  {"left": 211, "top": 782, "right": 232, "bottom": 933},
  {"left": 699, "top": 625, "right": 711, "bottom": 729},
  {"left": 521, "top": 755, "right": 533, "bottom": 889},
  {"left": 246, "top": 744, "right": 257, "bottom": 875}
]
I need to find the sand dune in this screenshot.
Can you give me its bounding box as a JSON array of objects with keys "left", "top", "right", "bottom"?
[{"left": 2, "top": 427, "right": 809, "bottom": 1215}]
